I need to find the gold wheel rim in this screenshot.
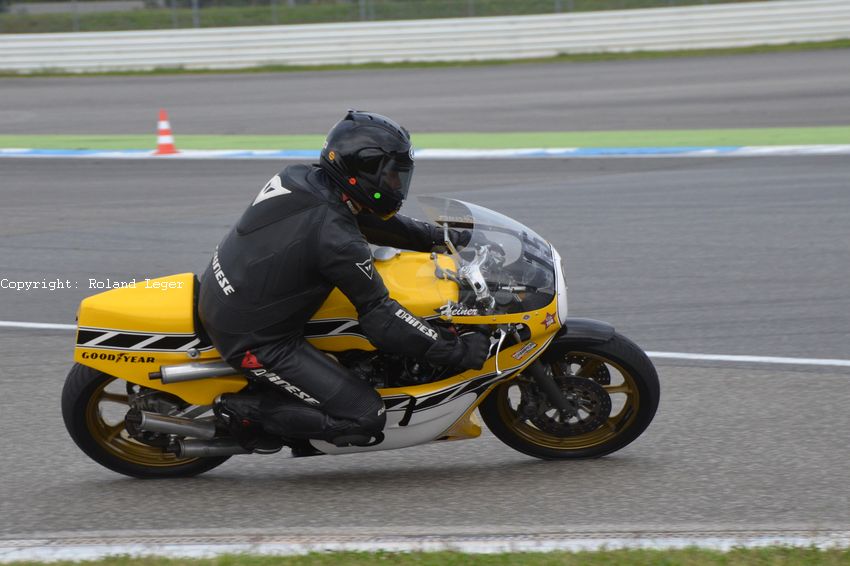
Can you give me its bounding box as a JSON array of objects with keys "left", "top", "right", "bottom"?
[
  {"left": 85, "top": 378, "right": 200, "bottom": 467},
  {"left": 496, "top": 352, "right": 640, "bottom": 450}
]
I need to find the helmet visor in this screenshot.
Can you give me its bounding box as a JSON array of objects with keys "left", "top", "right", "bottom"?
[{"left": 381, "top": 157, "right": 414, "bottom": 202}]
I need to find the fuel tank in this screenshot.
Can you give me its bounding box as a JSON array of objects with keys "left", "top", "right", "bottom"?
[{"left": 306, "top": 251, "right": 458, "bottom": 352}]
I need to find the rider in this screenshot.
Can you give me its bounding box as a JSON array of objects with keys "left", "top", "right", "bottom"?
[{"left": 198, "top": 110, "right": 490, "bottom": 450}]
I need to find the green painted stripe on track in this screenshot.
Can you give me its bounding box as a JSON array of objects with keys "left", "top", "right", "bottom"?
[{"left": 1, "top": 127, "right": 849, "bottom": 151}]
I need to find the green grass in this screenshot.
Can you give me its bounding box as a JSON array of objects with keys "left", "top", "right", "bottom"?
[
  {"left": 2, "top": 38, "right": 848, "bottom": 78},
  {"left": 5, "top": 548, "right": 850, "bottom": 566},
  {"left": 2, "top": 126, "right": 849, "bottom": 151},
  {"left": 0, "top": 0, "right": 777, "bottom": 34}
]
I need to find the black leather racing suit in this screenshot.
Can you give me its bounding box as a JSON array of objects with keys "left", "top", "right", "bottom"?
[{"left": 198, "top": 164, "right": 459, "bottom": 444}]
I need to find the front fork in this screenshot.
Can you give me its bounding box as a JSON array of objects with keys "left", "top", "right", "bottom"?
[{"left": 525, "top": 360, "right": 573, "bottom": 414}]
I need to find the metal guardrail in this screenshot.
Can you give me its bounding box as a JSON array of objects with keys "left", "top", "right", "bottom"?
[{"left": 1, "top": 0, "right": 848, "bottom": 72}]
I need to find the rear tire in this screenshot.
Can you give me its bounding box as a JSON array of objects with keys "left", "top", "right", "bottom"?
[
  {"left": 479, "top": 332, "right": 659, "bottom": 459},
  {"left": 62, "top": 363, "right": 230, "bottom": 478}
]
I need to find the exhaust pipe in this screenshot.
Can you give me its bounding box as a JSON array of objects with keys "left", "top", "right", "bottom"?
[
  {"left": 125, "top": 411, "right": 254, "bottom": 457},
  {"left": 149, "top": 361, "right": 238, "bottom": 384},
  {"left": 125, "top": 410, "right": 217, "bottom": 440},
  {"left": 176, "top": 438, "right": 251, "bottom": 458}
]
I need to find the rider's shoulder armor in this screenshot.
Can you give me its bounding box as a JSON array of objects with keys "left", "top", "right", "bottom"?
[{"left": 236, "top": 164, "right": 326, "bottom": 235}]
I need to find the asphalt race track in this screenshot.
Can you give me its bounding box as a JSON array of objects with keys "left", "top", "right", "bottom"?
[
  {"left": 1, "top": 156, "right": 848, "bottom": 542},
  {"left": 2, "top": 50, "right": 850, "bottom": 134},
  {"left": 2, "top": 157, "right": 849, "bottom": 359},
  {"left": 1, "top": 50, "right": 849, "bottom": 549}
]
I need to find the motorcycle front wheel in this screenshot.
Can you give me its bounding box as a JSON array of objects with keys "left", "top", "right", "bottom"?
[
  {"left": 61, "top": 363, "right": 230, "bottom": 478},
  {"left": 479, "top": 332, "right": 660, "bottom": 459}
]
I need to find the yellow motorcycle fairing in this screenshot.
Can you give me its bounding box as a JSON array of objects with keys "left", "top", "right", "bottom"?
[
  {"left": 73, "top": 253, "right": 461, "bottom": 406},
  {"left": 74, "top": 273, "right": 245, "bottom": 406}
]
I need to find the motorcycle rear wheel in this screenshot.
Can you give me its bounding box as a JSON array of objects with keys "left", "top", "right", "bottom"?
[
  {"left": 479, "top": 332, "right": 659, "bottom": 459},
  {"left": 61, "top": 363, "right": 230, "bottom": 478}
]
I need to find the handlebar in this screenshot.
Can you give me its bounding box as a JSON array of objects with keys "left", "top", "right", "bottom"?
[{"left": 443, "top": 223, "right": 496, "bottom": 312}]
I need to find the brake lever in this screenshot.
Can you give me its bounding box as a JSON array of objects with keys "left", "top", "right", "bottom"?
[{"left": 492, "top": 328, "right": 508, "bottom": 376}]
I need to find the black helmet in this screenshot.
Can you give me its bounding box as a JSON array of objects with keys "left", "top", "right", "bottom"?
[{"left": 320, "top": 110, "right": 415, "bottom": 219}]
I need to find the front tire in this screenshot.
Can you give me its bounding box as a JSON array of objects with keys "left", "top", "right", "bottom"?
[
  {"left": 479, "top": 332, "right": 659, "bottom": 459},
  {"left": 61, "top": 363, "right": 230, "bottom": 478}
]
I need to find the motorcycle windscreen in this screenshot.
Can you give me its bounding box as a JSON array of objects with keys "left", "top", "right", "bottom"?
[{"left": 417, "top": 196, "right": 556, "bottom": 314}]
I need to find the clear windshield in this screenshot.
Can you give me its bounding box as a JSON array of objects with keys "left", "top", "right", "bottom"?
[{"left": 418, "top": 196, "right": 556, "bottom": 315}]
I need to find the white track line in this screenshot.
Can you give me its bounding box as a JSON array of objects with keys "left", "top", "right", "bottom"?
[
  {"left": 0, "top": 321, "right": 76, "bottom": 330},
  {"left": 1, "top": 319, "right": 849, "bottom": 368},
  {"left": 1, "top": 530, "right": 848, "bottom": 562},
  {"left": 646, "top": 351, "right": 850, "bottom": 368}
]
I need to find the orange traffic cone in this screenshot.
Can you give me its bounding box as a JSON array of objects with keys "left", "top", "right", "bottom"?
[{"left": 154, "top": 109, "right": 178, "bottom": 155}]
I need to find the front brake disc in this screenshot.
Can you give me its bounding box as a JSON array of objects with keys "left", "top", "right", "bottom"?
[{"left": 530, "top": 376, "right": 612, "bottom": 436}]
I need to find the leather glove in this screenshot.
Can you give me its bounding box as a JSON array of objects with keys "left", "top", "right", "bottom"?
[
  {"left": 451, "top": 229, "right": 473, "bottom": 250},
  {"left": 431, "top": 228, "right": 472, "bottom": 252},
  {"left": 425, "top": 330, "right": 490, "bottom": 370}
]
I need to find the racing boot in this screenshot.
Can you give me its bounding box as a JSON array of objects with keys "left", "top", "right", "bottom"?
[
  {"left": 289, "top": 438, "right": 324, "bottom": 458},
  {"left": 215, "top": 395, "right": 322, "bottom": 457},
  {"left": 256, "top": 396, "right": 382, "bottom": 448},
  {"left": 214, "top": 394, "right": 284, "bottom": 453}
]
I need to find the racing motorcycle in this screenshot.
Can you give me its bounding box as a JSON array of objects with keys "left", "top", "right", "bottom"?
[{"left": 62, "top": 196, "right": 660, "bottom": 478}]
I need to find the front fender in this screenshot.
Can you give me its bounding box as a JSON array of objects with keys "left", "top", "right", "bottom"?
[{"left": 545, "top": 318, "right": 615, "bottom": 357}]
